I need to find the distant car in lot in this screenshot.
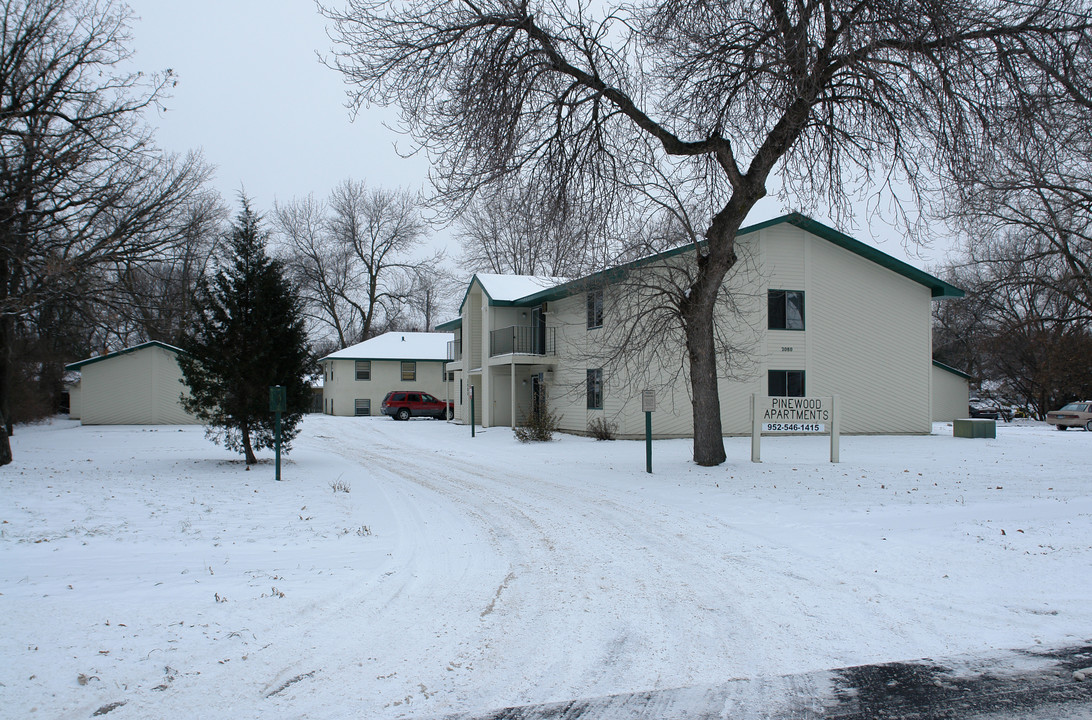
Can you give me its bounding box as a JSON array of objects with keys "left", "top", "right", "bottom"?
[
  {"left": 968, "top": 399, "right": 1012, "bottom": 422},
  {"left": 1045, "top": 401, "right": 1092, "bottom": 431},
  {"left": 381, "top": 391, "right": 454, "bottom": 421}
]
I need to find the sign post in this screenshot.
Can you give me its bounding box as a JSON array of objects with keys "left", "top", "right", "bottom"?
[
  {"left": 469, "top": 385, "right": 475, "bottom": 437},
  {"left": 751, "top": 394, "right": 839, "bottom": 463},
  {"left": 269, "top": 386, "right": 287, "bottom": 481},
  {"left": 642, "top": 389, "right": 655, "bottom": 473}
]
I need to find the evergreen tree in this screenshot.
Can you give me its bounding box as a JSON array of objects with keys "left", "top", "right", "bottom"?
[{"left": 179, "top": 197, "right": 312, "bottom": 465}]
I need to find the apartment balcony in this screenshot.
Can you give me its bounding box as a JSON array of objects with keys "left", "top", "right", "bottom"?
[
  {"left": 447, "top": 339, "right": 462, "bottom": 361},
  {"left": 489, "top": 325, "right": 556, "bottom": 358}
]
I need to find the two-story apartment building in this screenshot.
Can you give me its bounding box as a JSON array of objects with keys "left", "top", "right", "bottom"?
[
  {"left": 321, "top": 331, "right": 453, "bottom": 417},
  {"left": 437, "top": 214, "right": 965, "bottom": 438}
]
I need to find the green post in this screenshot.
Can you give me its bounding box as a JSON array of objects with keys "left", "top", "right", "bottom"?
[
  {"left": 269, "top": 386, "right": 286, "bottom": 481},
  {"left": 275, "top": 410, "right": 282, "bottom": 481},
  {"left": 645, "top": 411, "right": 652, "bottom": 473},
  {"left": 470, "top": 390, "right": 476, "bottom": 437}
]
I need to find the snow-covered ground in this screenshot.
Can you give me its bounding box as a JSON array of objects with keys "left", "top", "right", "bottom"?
[{"left": 2, "top": 416, "right": 1089, "bottom": 719}]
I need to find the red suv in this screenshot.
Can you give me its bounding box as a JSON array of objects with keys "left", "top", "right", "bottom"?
[{"left": 381, "top": 391, "right": 454, "bottom": 420}]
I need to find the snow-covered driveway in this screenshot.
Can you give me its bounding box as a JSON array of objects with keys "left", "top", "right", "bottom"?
[{"left": 2, "top": 416, "right": 1089, "bottom": 718}]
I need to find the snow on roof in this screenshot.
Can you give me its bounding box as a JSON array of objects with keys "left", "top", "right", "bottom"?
[
  {"left": 474, "top": 274, "right": 568, "bottom": 303},
  {"left": 321, "top": 331, "right": 453, "bottom": 362}
]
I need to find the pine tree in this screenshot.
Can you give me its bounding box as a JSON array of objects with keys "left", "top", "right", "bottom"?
[{"left": 179, "top": 197, "right": 312, "bottom": 465}]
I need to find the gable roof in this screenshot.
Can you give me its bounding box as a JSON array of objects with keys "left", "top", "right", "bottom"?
[
  {"left": 520, "top": 213, "right": 963, "bottom": 305},
  {"left": 435, "top": 213, "right": 962, "bottom": 330},
  {"left": 320, "top": 331, "right": 453, "bottom": 362},
  {"left": 65, "top": 341, "right": 185, "bottom": 371}
]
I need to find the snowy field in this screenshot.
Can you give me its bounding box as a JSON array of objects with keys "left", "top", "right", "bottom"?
[{"left": 2, "top": 415, "right": 1090, "bottom": 719}]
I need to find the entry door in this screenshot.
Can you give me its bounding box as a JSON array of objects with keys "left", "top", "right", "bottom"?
[{"left": 531, "top": 305, "right": 546, "bottom": 354}]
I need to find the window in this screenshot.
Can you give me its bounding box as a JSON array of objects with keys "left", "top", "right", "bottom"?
[
  {"left": 768, "top": 370, "right": 805, "bottom": 397},
  {"left": 354, "top": 399, "right": 371, "bottom": 416},
  {"left": 587, "top": 289, "right": 604, "bottom": 329},
  {"left": 355, "top": 360, "right": 371, "bottom": 381},
  {"left": 459, "top": 379, "right": 463, "bottom": 404},
  {"left": 401, "top": 361, "right": 416, "bottom": 382},
  {"left": 768, "top": 290, "right": 805, "bottom": 330},
  {"left": 587, "top": 368, "right": 603, "bottom": 409}
]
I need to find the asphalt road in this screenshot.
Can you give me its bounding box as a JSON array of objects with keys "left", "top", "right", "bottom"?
[{"left": 439, "top": 644, "right": 1092, "bottom": 720}]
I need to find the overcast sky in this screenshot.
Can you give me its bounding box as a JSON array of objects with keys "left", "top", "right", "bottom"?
[
  {"left": 126, "top": 1, "right": 951, "bottom": 271},
  {"left": 127, "top": 1, "right": 427, "bottom": 208}
]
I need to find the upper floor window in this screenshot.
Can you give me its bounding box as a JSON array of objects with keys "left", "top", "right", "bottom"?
[
  {"left": 587, "top": 289, "right": 604, "bottom": 329},
  {"left": 355, "top": 360, "right": 371, "bottom": 381},
  {"left": 401, "top": 361, "right": 416, "bottom": 382},
  {"left": 768, "top": 290, "right": 804, "bottom": 330}
]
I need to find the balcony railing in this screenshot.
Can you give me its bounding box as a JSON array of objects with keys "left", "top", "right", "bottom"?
[
  {"left": 447, "top": 339, "right": 462, "bottom": 361},
  {"left": 489, "top": 325, "right": 556, "bottom": 357}
]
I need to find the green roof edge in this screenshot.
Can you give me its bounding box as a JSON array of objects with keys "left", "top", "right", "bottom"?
[
  {"left": 65, "top": 340, "right": 186, "bottom": 371},
  {"left": 932, "top": 360, "right": 973, "bottom": 380},
  {"left": 515, "top": 213, "right": 964, "bottom": 306}
]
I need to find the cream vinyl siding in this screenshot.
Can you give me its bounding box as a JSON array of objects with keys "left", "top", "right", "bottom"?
[
  {"left": 932, "top": 365, "right": 970, "bottom": 421},
  {"left": 542, "top": 256, "right": 763, "bottom": 439},
  {"left": 322, "top": 358, "right": 450, "bottom": 417},
  {"left": 802, "top": 228, "right": 933, "bottom": 433},
  {"left": 78, "top": 345, "right": 198, "bottom": 425}
]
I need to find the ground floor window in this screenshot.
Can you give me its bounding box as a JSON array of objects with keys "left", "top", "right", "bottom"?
[
  {"left": 401, "top": 361, "right": 416, "bottom": 381},
  {"left": 768, "top": 370, "right": 805, "bottom": 397},
  {"left": 355, "top": 399, "right": 371, "bottom": 416},
  {"left": 587, "top": 368, "right": 603, "bottom": 409}
]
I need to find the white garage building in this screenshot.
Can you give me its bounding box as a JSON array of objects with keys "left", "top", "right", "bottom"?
[{"left": 65, "top": 341, "right": 199, "bottom": 425}]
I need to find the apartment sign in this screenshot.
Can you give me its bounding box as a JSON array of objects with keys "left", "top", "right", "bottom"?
[
  {"left": 760, "top": 396, "right": 830, "bottom": 433},
  {"left": 751, "top": 395, "right": 840, "bottom": 463}
]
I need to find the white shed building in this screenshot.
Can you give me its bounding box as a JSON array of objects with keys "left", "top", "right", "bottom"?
[
  {"left": 320, "top": 332, "right": 454, "bottom": 417},
  {"left": 65, "top": 341, "right": 199, "bottom": 425},
  {"left": 931, "top": 361, "right": 972, "bottom": 422}
]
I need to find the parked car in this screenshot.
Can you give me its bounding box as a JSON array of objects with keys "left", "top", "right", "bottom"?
[
  {"left": 381, "top": 391, "right": 454, "bottom": 421},
  {"left": 1045, "top": 401, "right": 1092, "bottom": 431},
  {"left": 968, "top": 399, "right": 1012, "bottom": 422}
]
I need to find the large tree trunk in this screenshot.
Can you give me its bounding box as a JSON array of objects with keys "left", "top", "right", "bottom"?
[
  {"left": 0, "top": 408, "right": 11, "bottom": 467},
  {"left": 683, "top": 198, "right": 750, "bottom": 466},
  {"left": 684, "top": 294, "right": 726, "bottom": 466},
  {"left": 241, "top": 424, "right": 258, "bottom": 465},
  {"left": 0, "top": 310, "right": 12, "bottom": 467}
]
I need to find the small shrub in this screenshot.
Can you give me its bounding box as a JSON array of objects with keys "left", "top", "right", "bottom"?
[
  {"left": 587, "top": 417, "right": 617, "bottom": 440},
  {"left": 514, "top": 406, "right": 561, "bottom": 443},
  {"left": 330, "top": 478, "right": 351, "bottom": 493}
]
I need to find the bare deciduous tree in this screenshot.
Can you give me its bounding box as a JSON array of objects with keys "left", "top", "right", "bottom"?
[
  {"left": 106, "top": 191, "right": 227, "bottom": 346},
  {"left": 457, "top": 181, "right": 613, "bottom": 277},
  {"left": 0, "top": 0, "right": 213, "bottom": 465},
  {"left": 934, "top": 243, "right": 1092, "bottom": 418},
  {"left": 275, "top": 179, "right": 442, "bottom": 347},
  {"left": 324, "top": 0, "right": 1091, "bottom": 465}
]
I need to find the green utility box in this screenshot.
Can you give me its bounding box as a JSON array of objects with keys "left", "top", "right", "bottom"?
[{"left": 953, "top": 418, "right": 996, "bottom": 439}]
